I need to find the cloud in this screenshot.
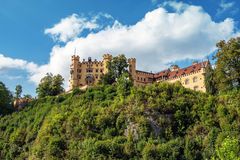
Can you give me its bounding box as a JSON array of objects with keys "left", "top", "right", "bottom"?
[
  {"left": 220, "top": 0, "right": 234, "bottom": 10},
  {"left": 161, "top": 1, "right": 189, "bottom": 12},
  {"left": 217, "top": 0, "right": 238, "bottom": 16},
  {"left": 3, "top": 75, "right": 23, "bottom": 80},
  {"left": 0, "top": 54, "right": 37, "bottom": 72},
  {"left": 1, "top": 2, "right": 240, "bottom": 90},
  {"left": 44, "top": 13, "right": 114, "bottom": 43},
  {"left": 44, "top": 14, "right": 99, "bottom": 43},
  {"left": 0, "top": 54, "right": 38, "bottom": 81},
  {"left": 151, "top": 0, "right": 158, "bottom": 4}
]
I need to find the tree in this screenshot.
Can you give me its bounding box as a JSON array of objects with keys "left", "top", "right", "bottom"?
[
  {"left": 0, "top": 81, "right": 13, "bottom": 115},
  {"left": 23, "top": 94, "right": 32, "bottom": 99},
  {"left": 100, "top": 54, "right": 129, "bottom": 85},
  {"left": 116, "top": 72, "right": 133, "bottom": 98},
  {"left": 36, "top": 73, "right": 64, "bottom": 98},
  {"left": 214, "top": 37, "right": 240, "bottom": 92},
  {"left": 15, "top": 85, "right": 22, "bottom": 99},
  {"left": 204, "top": 64, "right": 217, "bottom": 95},
  {"left": 51, "top": 74, "right": 65, "bottom": 96},
  {"left": 216, "top": 137, "right": 240, "bottom": 160}
]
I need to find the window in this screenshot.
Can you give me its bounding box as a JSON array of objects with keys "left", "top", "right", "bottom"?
[
  {"left": 86, "top": 69, "right": 93, "bottom": 72},
  {"left": 76, "top": 69, "right": 81, "bottom": 73},
  {"left": 96, "top": 69, "right": 99, "bottom": 72},
  {"left": 185, "top": 79, "right": 189, "bottom": 85},
  {"left": 193, "top": 77, "right": 198, "bottom": 82},
  {"left": 194, "top": 86, "right": 198, "bottom": 91},
  {"left": 100, "top": 69, "right": 103, "bottom": 73},
  {"left": 86, "top": 75, "right": 94, "bottom": 85},
  {"left": 95, "top": 75, "right": 98, "bottom": 79}
]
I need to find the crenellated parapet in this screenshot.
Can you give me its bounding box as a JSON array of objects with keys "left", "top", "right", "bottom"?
[
  {"left": 103, "top": 53, "right": 113, "bottom": 60},
  {"left": 69, "top": 54, "right": 112, "bottom": 90}
]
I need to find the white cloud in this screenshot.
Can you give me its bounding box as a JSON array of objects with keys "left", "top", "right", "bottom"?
[
  {"left": 1, "top": 2, "right": 240, "bottom": 90},
  {"left": 220, "top": 0, "right": 234, "bottom": 10},
  {"left": 0, "top": 54, "right": 38, "bottom": 81},
  {"left": 3, "top": 75, "right": 23, "bottom": 80},
  {"left": 151, "top": 0, "right": 158, "bottom": 4},
  {"left": 217, "top": 0, "right": 236, "bottom": 15},
  {"left": 0, "top": 54, "right": 38, "bottom": 72},
  {"left": 162, "top": 1, "right": 189, "bottom": 12},
  {"left": 44, "top": 13, "right": 114, "bottom": 43}
]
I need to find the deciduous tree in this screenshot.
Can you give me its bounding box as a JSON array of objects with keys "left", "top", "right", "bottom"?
[
  {"left": 214, "top": 37, "right": 240, "bottom": 92},
  {"left": 0, "top": 81, "right": 13, "bottom": 114},
  {"left": 204, "top": 64, "right": 217, "bottom": 95},
  {"left": 36, "top": 73, "right": 64, "bottom": 98},
  {"left": 100, "top": 54, "right": 129, "bottom": 85}
]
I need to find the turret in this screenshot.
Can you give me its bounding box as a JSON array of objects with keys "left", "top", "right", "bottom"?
[
  {"left": 128, "top": 58, "right": 136, "bottom": 80},
  {"left": 170, "top": 65, "right": 179, "bottom": 71},
  {"left": 70, "top": 55, "right": 80, "bottom": 89},
  {"left": 102, "top": 54, "right": 112, "bottom": 74}
]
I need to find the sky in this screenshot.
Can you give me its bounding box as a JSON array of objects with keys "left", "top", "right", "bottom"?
[{"left": 0, "top": 0, "right": 239, "bottom": 96}]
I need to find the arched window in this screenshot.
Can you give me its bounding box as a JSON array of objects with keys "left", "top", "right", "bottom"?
[
  {"left": 193, "top": 76, "right": 198, "bottom": 82},
  {"left": 185, "top": 78, "right": 189, "bottom": 85},
  {"left": 86, "top": 75, "right": 94, "bottom": 85}
]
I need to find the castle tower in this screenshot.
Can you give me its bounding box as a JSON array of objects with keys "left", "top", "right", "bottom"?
[
  {"left": 102, "top": 54, "right": 112, "bottom": 74},
  {"left": 70, "top": 55, "right": 80, "bottom": 89},
  {"left": 170, "top": 65, "right": 179, "bottom": 71},
  {"left": 128, "top": 58, "right": 136, "bottom": 82}
]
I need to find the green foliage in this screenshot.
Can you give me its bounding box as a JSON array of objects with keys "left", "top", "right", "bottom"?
[
  {"left": 0, "top": 81, "right": 240, "bottom": 159},
  {"left": 23, "top": 94, "right": 32, "bottom": 99},
  {"left": 100, "top": 54, "right": 129, "bottom": 85},
  {"left": 15, "top": 85, "right": 22, "bottom": 99},
  {"left": 116, "top": 72, "right": 133, "bottom": 99},
  {"left": 204, "top": 64, "right": 217, "bottom": 95},
  {"left": 0, "top": 81, "right": 13, "bottom": 115},
  {"left": 36, "top": 73, "right": 65, "bottom": 98},
  {"left": 215, "top": 37, "right": 240, "bottom": 92},
  {"left": 216, "top": 136, "right": 240, "bottom": 160}
]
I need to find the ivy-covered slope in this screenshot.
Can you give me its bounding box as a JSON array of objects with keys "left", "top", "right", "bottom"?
[{"left": 0, "top": 83, "right": 239, "bottom": 160}]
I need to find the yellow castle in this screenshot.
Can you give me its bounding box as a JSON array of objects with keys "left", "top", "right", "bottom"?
[{"left": 69, "top": 54, "right": 209, "bottom": 92}]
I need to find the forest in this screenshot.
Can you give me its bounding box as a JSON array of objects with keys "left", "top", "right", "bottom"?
[{"left": 0, "top": 37, "right": 239, "bottom": 159}]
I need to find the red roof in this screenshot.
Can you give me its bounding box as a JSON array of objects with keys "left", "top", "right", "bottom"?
[{"left": 154, "top": 61, "right": 209, "bottom": 80}]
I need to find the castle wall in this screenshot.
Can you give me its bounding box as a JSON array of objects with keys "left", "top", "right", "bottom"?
[
  {"left": 158, "top": 68, "right": 206, "bottom": 92},
  {"left": 134, "top": 71, "right": 154, "bottom": 86},
  {"left": 70, "top": 54, "right": 208, "bottom": 92},
  {"left": 70, "top": 55, "right": 111, "bottom": 90}
]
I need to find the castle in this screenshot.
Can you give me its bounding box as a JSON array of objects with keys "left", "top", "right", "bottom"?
[{"left": 70, "top": 54, "right": 209, "bottom": 92}]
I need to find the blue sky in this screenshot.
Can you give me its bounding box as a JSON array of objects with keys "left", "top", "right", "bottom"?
[{"left": 0, "top": 0, "right": 239, "bottom": 96}]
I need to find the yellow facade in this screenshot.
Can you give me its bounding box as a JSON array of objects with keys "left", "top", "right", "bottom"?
[
  {"left": 163, "top": 68, "right": 206, "bottom": 92},
  {"left": 70, "top": 54, "right": 209, "bottom": 92},
  {"left": 69, "top": 54, "right": 112, "bottom": 90}
]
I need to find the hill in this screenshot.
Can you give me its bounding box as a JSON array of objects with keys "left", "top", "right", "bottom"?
[{"left": 0, "top": 82, "right": 239, "bottom": 159}]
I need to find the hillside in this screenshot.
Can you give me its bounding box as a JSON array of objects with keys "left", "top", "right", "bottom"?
[{"left": 0, "top": 82, "right": 239, "bottom": 159}]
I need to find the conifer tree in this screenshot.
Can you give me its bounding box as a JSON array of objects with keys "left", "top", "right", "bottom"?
[{"left": 15, "top": 85, "right": 22, "bottom": 99}]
